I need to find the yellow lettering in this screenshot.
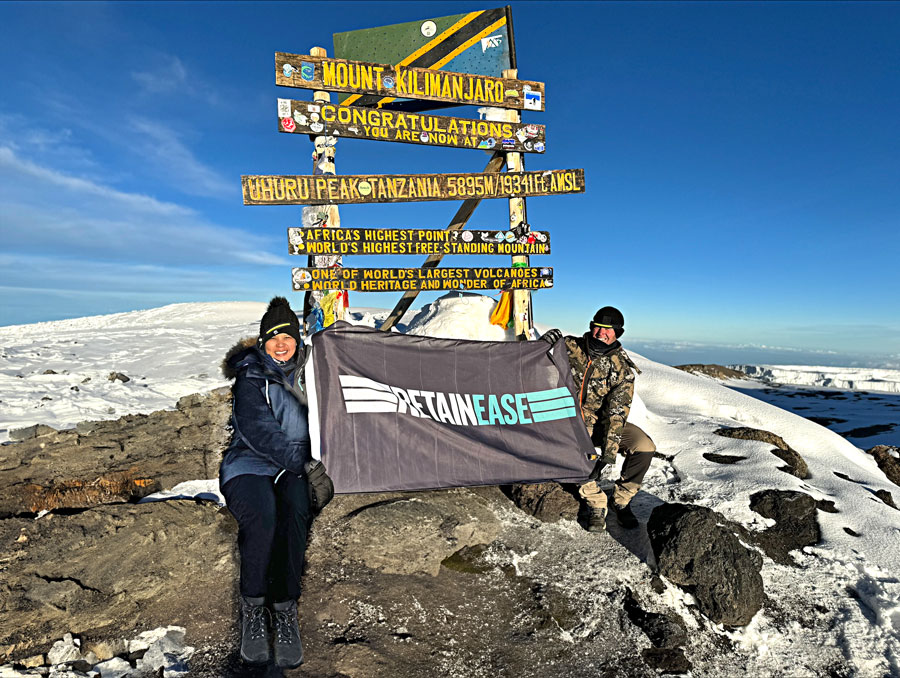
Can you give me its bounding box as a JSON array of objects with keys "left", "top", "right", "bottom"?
[
  {"left": 427, "top": 71, "right": 441, "bottom": 96},
  {"left": 360, "top": 65, "right": 372, "bottom": 91},
  {"left": 284, "top": 178, "right": 298, "bottom": 201},
  {"left": 322, "top": 61, "right": 337, "bottom": 87},
  {"left": 314, "top": 177, "right": 328, "bottom": 200}
]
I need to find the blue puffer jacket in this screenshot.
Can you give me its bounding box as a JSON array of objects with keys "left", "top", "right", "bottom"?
[{"left": 219, "top": 340, "right": 311, "bottom": 487}]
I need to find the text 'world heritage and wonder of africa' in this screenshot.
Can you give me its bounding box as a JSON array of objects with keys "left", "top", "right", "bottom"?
[{"left": 291, "top": 266, "right": 553, "bottom": 292}]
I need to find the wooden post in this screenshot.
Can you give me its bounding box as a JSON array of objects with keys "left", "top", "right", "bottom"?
[
  {"left": 302, "top": 45, "right": 345, "bottom": 333},
  {"left": 503, "top": 68, "right": 533, "bottom": 341}
]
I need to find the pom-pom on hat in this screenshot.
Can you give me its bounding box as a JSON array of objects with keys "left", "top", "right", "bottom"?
[
  {"left": 590, "top": 306, "right": 625, "bottom": 338},
  {"left": 258, "top": 296, "right": 301, "bottom": 348}
]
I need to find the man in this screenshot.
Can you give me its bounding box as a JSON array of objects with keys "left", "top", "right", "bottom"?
[{"left": 542, "top": 306, "right": 656, "bottom": 532}]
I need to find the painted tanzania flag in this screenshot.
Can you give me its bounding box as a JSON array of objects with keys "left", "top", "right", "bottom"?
[
  {"left": 333, "top": 7, "right": 514, "bottom": 112},
  {"left": 307, "top": 322, "right": 595, "bottom": 493}
]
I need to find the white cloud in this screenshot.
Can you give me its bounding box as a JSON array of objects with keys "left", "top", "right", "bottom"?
[
  {"left": 127, "top": 118, "right": 233, "bottom": 199},
  {"left": 132, "top": 55, "right": 190, "bottom": 95},
  {"left": 0, "top": 146, "right": 288, "bottom": 269},
  {"left": 0, "top": 145, "right": 191, "bottom": 216}
]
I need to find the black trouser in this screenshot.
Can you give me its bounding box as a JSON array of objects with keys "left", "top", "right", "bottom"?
[{"left": 222, "top": 473, "right": 311, "bottom": 602}]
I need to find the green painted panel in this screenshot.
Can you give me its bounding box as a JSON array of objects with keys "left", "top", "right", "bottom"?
[{"left": 332, "top": 7, "right": 514, "bottom": 111}]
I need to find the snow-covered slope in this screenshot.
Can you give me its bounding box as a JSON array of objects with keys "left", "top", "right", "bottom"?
[
  {"left": 733, "top": 364, "right": 900, "bottom": 394},
  {"left": 0, "top": 302, "right": 262, "bottom": 441},
  {"left": 2, "top": 297, "right": 899, "bottom": 674}
]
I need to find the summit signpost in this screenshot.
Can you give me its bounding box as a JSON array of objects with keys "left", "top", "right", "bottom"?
[{"left": 243, "top": 7, "right": 584, "bottom": 338}]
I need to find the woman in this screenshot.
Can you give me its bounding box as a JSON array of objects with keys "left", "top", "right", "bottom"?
[{"left": 220, "top": 296, "right": 311, "bottom": 668}]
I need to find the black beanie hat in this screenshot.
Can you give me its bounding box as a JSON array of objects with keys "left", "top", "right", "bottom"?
[
  {"left": 258, "top": 296, "right": 302, "bottom": 349},
  {"left": 591, "top": 306, "right": 625, "bottom": 338}
]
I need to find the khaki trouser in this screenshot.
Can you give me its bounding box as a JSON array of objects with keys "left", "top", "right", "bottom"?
[{"left": 579, "top": 422, "right": 655, "bottom": 511}]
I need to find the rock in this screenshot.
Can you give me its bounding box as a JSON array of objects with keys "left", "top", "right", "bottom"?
[
  {"left": 702, "top": 453, "right": 746, "bottom": 464},
  {"left": 48, "top": 668, "right": 90, "bottom": 678},
  {"left": 875, "top": 489, "right": 897, "bottom": 509},
  {"left": 769, "top": 447, "right": 809, "bottom": 479},
  {"left": 92, "top": 658, "right": 130, "bottom": 678},
  {"left": 18, "top": 656, "right": 44, "bottom": 669},
  {"left": 133, "top": 626, "right": 192, "bottom": 675},
  {"left": 81, "top": 641, "right": 126, "bottom": 663},
  {"left": 8, "top": 424, "right": 56, "bottom": 442},
  {"left": 866, "top": 445, "right": 900, "bottom": 488},
  {"left": 624, "top": 588, "right": 692, "bottom": 673},
  {"left": 647, "top": 503, "right": 764, "bottom": 627},
  {"left": 0, "top": 665, "right": 40, "bottom": 677},
  {"left": 714, "top": 426, "right": 808, "bottom": 478},
  {"left": 42, "top": 370, "right": 58, "bottom": 375},
  {"left": 0, "top": 389, "right": 231, "bottom": 517},
  {"left": 714, "top": 426, "right": 789, "bottom": 450},
  {"left": 106, "top": 373, "right": 130, "bottom": 384},
  {"left": 47, "top": 635, "right": 81, "bottom": 665},
  {"left": 816, "top": 498, "right": 839, "bottom": 513},
  {"left": 20, "top": 472, "right": 161, "bottom": 515},
  {"left": 505, "top": 482, "right": 579, "bottom": 522},
  {"left": 674, "top": 364, "right": 747, "bottom": 380},
  {"left": 642, "top": 647, "right": 692, "bottom": 674},
  {"left": 0, "top": 502, "right": 236, "bottom": 662},
  {"left": 748, "top": 490, "right": 820, "bottom": 565},
  {"left": 325, "top": 489, "right": 501, "bottom": 576}
]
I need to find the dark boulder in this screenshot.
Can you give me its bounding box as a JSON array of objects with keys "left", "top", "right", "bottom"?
[
  {"left": 647, "top": 503, "right": 764, "bottom": 627},
  {"left": 702, "top": 453, "right": 747, "bottom": 465},
  {"left": 505, "top": 482, "right": 579, "bottom": 522},
  {"left": 748, "top": 490, "right": 821, "bottom": 565},
  {"left": 866, "top": 445, "right": 900, "bottom": 488},
  {"left": 714, "top": 426, "right": 808, "bottom": 479},
  {"left": 875, "top": 489, "right": 897, "bottom": 509}
]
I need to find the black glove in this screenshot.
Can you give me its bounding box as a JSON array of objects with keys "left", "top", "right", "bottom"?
[
  {"left": 305, "top": 459, "right": 334, "bottom": 514},
  {"left": 540, "top": 328, "right": 562, "bottom": 345}
]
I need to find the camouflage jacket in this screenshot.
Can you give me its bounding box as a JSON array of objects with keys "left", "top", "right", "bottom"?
[{"left": 563, "top": 335, "right": 638, "bottom": 463}]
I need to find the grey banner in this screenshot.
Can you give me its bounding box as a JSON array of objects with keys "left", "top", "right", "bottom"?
[{"left": 309, "top": 322, "right": 595, "bottom": 493}]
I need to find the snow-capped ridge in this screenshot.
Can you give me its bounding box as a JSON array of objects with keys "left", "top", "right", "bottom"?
[{"left": 733, "top": 364, "right": 900, "bottom": 394}]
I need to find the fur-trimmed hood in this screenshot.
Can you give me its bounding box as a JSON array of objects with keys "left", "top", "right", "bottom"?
[{"left": 221, "top": 336, "right": 258, "bottom": 380}]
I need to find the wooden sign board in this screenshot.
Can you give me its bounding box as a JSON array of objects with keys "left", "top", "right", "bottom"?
[
  {"left": 288, "top": 227, "right": 550, "bottom": 256},
  {"left": 277, "top": 99, "right": 545, "bottom": 153},
  {"left": 332, "top": 7, "right": 515, "bottom": 112},
  {"left": 275, "top": 53, "right": 545, "bottom": 112},
  {"left": 243, "top": 169, "right": 583, "bottom": 205},
  {"left": 292, "top": 266, "right": 553, "bottom": 292}
]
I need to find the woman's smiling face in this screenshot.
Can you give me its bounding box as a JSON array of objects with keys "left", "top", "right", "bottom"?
[{"left": 264, "top": 333, "right": 297, "bottom": 362}]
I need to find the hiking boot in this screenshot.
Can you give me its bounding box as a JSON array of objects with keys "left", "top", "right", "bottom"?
[
  {"left": 272, "top": 599, "right": 304, "bottom": 668},
  {"left": 613, "top": 503, "right": 639, "bottom": 529},
  {"left": 240, "top": 596, "right": 270, "bottom": 665},
  {"left": 584, "top": 506, "right": 607, "bottom": 532}
]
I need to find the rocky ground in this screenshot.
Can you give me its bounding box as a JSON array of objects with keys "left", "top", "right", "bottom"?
[{"left": 2, "top": 391, "right": 897, "bottom": 677}]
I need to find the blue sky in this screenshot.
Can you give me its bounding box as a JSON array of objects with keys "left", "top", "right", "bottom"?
[{"left": 1, "top": 1, "right": 898, "bottom": 366}]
